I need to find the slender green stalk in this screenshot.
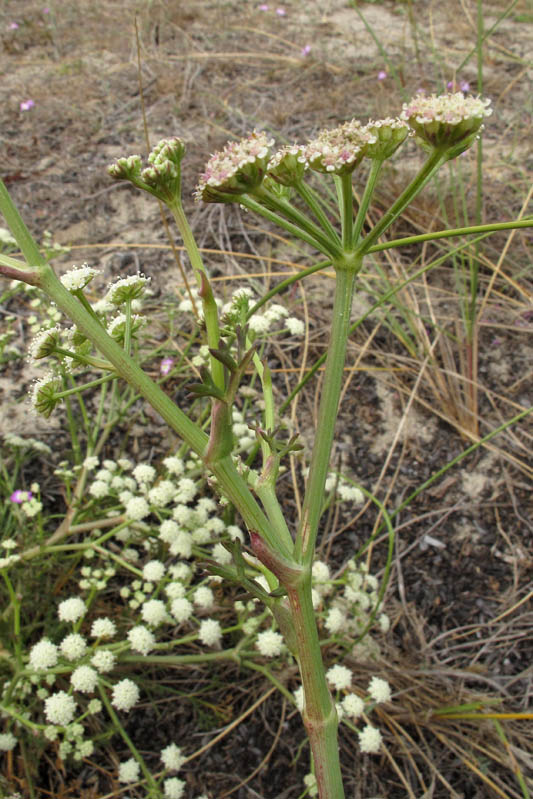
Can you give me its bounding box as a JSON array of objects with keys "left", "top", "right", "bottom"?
[
  {"left": 366, "top": 218, "right": 533, "bottom": 253},
  {"left": 295, "top": 263, "right": 360, "bottom": 564},
  {"left": 239, "top": 194, "right": 343, "bottom": 260},
  {"left": 352, "top": 159, "right": 384, "bottom": 246},
  {"left": 295, "top": 180, "right": 341, "bottom": 245},
  {"left": 337, "top": 173, "right": 354, "bottom": 248},
  {"left": 168, "top": 199, "right": 225, "bottom": 391},
  {"left": 358, "top": 148, "right": 447, "bottom": 254}
]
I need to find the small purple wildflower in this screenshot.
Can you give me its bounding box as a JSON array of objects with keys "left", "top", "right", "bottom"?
[
  {"left": 20, "top": 100, "right": 35, "bottom": 111},
  {"left": 43, "top": 7, "right": 50, "bottom": 12},
  {"left": 160, "top": 357, "right": 174, "bottom": 375},
  {"left": 9, "top": 22, "right": 19, "bottom": 30},
  {"left": 460, "top": 80, "right": 470, "bottom": 92},
  {"left": 276, "top": 7, "right": 286, "bottom": 15},
  {"left": 10, "top": 490, "right": 32, "bottom": 504},
  {"left": 377, "top": 70, "right": 387, "bottom": 81},
  {"left": 301, "top": 44, "right": 311, "bottom": 56},
  {"left": 258, "top": 4, "right": 269, "bottom": 9}
]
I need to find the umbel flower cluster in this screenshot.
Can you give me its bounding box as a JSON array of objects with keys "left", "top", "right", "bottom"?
[{"left": 193, "top": 92, "right": 491, "bottom": 202}]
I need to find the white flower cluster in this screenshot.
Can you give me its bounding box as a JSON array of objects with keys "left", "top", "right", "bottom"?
[{"left": 60, "top": 263, "right": 99, "bottom": 292}]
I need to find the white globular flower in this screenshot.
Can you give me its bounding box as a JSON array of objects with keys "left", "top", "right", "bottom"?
[
  {"left": 164, "top": 777, "right": 186, "bottom": 799},
  {"left": 118, "top": 757, "right": 140, "bottom": 783},
  {"left": 312, "top": 560, "right": 330, "bottom": 583},
  {"left": 337, "top": 484, "right": 364, "bottom": 503},
  {"left": 60, "top": 263, "right": 98, "bottom": 292},
  {"left": 29, "top": 639, "right": 59, "bottom": 671},
  {"left": 91, "top": 617, "right": 117, "bottom": 639},
  {"left": 163, "top": 456, "right": 184, "bottom": 476},
  {"left": 193, "top": 586, "right": 214, "bottom": 609},
  {"left": 112, "top": 678, "right": 140, "bottom": 712},
  {"left": 91, "top": 649, "right": 116, "bottom": 673},
  {"left": 325, "top": 607, "right": 346, "bottom": 634},
  {"left": 149, "top": 480, "right": 176, "bottom": 507},
  {"left": 326, "top": 664, "right": 353, "bottom": 691},
  {"left": 286, "top": 317, "right": 305, "bottom": 336},
  {"left": 170, "top": 597, "right": 193, "bottom": 623},
  {"left": 169, "top": 531, "right": 193, "bottom": 558},
  {"left": 358, "top": 724, "right": 383, "bottom": 754},
  {"left": 44, "top": 691, "right": 77, "bottom": 726},
  {"left": 255, "top": 629, "right": 284, "bottom": 657},
  {"left": 212, "top": 543, "right": 232, "bottom": 566},
  {"left": 142, "top": 560, "right": 166, "bottom": 582},
  {"left": 248, "top": 314, "right": 271, "bottom": 334},
  {"left": 70, "top": 665, "right": 99, "bottom": 693},
  {"left": 57, "top": 597, "right": 86, "bottom": 623},
  {"left": 304, "top": 119, "right": 377, "bottom": 175},
  {"left": 59, "top": 633, "right": 87, "bottom": 661},
  {"left": 342, "top": 693, "right": 365, "bottom": 719},
  {"left": 161, "top": 742, "right": 185, "bottom": 771},
  {"left": 89, "top": 480, "right": 109, "bottom": 499},
  {"left": 141, "top": 598, "right": 168, "bottom": 626},
  {"left": 368, "top": 676, "right": 392, "bottom": 704},
  {"left": 125, "top": 496, "right": 151, "bottom": 521},
  {"left": 128, "top": 625, "right": 156, "bottom": 655},
  {"left": 198, "top": 619, "right": 222, "bottom": 647},
  {"left": 132, "top": 463, "right": 156, "bottom": 484},
  {"left": 0, "top": 732, "right": 17, "bottom": 751}
]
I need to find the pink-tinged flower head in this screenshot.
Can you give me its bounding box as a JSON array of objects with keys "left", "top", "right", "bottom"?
[
  {"left": 9, "top": 22, "right": 19, "bottom": 30},
  {"left": 20, "top": 100, "right": 35, "bottom": 111},
  {"left": 401, "top": 92, "right": 492, "bottom": 157},
  {"left": 268, "top": 144, "right": 307, "bottom": 186},
  {"left": 195, "top": 130, "right": 275, "bottom": 203},
  {"left": 304, "top": 120, "right": 377, "bottom": 175},
  {"left": 160, "top": 357, "right": 174, "bottom": 375},
  {"left": 276, "top": 7, "right": 286, "bottom": 15},
  {"left": 258, "top": 4, "right": 269, "bottom": 9},
  {"left": 301, "top": 44, "right": 311, "bottom": 57},
  {"left": 10, "top": 490, "right": 32, "bottom": 504},
  {"left": 377, "top": 70, "right": 387, "bottom": 81}
]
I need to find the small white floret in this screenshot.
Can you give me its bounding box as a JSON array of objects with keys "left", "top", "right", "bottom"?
[{"left": 112, "top": 678, "right": 140, "bottom": 712}]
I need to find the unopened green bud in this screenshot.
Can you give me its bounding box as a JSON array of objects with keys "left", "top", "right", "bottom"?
[
  {"left": 268, "top": 145, "right": 307, "bottom": 186},
  {"left": 364, "top": 118, "right": 410, "bottom": 160}
]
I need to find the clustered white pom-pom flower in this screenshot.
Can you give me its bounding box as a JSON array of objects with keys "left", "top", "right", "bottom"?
[
  {"left": 368, "top": 676, "right": 392, "bottom": 704},
  {"left": 170, "top": 597, "right": 193, "bottom": 623},
  {"left": 118, "top": 757, "right": 140, "bottom": 783},
  {"left": 91, "top": 649, "right": 116, "bottom": 673},
  {"left": 198, "top": 619, "right": 222, "bottom": 647},
  {"left": 91, "top": 617, "right": 117, "bottom": 638},
  {"left": 164, "top": 777, "right": 186, "bottom": 799},
  {"left": 141, "top": 598, "right": 168, "bottom": 626},
  {"left": 193, "top": 586, "right": 214, "bottom": 609},
  {"left": 29, "top": 639, "right": 59, "bottom": 671},
  {"left": 111, "top": 678, "right": 140, "bottom": 712},
  {"left": 142, "top": 559, "right": 166, "bottom": 582},
  {"left": 326, "top": 664, "right": 353, "bottom": 691},
  {"left": 342, "top": 693, "right": 365, "bottom": 718},
  {"left": 357, "top": 723, "right": 383, "bottom": 753},
  {"left": 44, "top": 691, "right": 77, "bottom": 726},
  {"left": 59, "top": 633, "right": 87, "bottom": 661},
  {"left": 128, "top": 625, "right": 156, "bottom": 655},
  {"left": 70, "top": 665, "right": 99, "bottom": 693},
  {"left": 255, "top": 629, "right": 284, "bottom": 657},
  {"left": 125, "top": 496, "right": 151, "bottom": 521},
  {"left": 161, "top": 742, "right": 185, "bottom": 771},
  {"left": 57, "top": 597, "right": 86, "bottom": 623}
]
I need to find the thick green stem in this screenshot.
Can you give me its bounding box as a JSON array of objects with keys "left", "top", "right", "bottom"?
[
  {"left": 287, "top": 575, "right": 344, "bottom": 799},
  {"left": 295, "top": 263, "right": 359, "bottom": 564}
]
